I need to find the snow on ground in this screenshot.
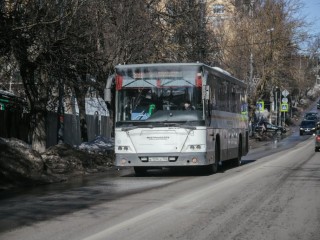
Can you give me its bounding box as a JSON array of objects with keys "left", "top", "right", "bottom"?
[{"left": 77, "top": 136, "right": 114, "bottom": 154}]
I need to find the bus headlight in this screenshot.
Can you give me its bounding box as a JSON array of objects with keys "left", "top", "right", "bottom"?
[{"left": 189, "top": 145, "right": 202, "bottom": 150}]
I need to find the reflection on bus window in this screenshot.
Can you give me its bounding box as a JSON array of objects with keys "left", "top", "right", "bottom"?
[{"left": 115, "top": 65, "right": 203, "bottom": 122}]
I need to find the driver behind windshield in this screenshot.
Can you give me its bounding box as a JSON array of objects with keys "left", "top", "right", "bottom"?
[{"left": 183, "top": 100, "right": 195, "bottom": 110}]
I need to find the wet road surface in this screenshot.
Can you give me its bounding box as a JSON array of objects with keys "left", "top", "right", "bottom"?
[{"left": 0, "top": 130, "right": 319, "bottom": 239}]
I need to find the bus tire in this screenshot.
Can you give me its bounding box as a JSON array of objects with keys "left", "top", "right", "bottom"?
[
  {"left": 233, "top": 138, "right": 242, "bottom": 167},
  {"left": 211, "top": 161, "right": 218, "bottom": 174},
  {"left": 245, "top": 132, "right": 249, "bottom": 154},
  {"left": 202, "top": 139, "right": 219, "bottom": 175},
  {"left": 211, "top": 139, "right": 220, "bottom": 174},
  {"left": 134, "top": 167, "right": 148, "bottom": 176}
]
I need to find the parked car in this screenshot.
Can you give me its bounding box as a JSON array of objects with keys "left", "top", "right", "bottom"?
[
  {"left": 305, "top": 115, "right": 318, "bottom": 121},
  {"left": 317, "top": 100, "right": 320, "bottom": 109},
  {"left": 254, "top": 121, "right": 286, "bottom": 135},
  {"left": 299, "top": 120, "right": 317, "bottom": 136},
  {"left": 315, "top": 122, "right": 320, "bottom": 152},
  {"left": 304, "top": 112, "right": 318, "bottom": 121}
]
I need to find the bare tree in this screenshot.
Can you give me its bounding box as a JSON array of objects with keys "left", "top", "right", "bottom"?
[
  {"left": 0, "top": 0, "right": 171, "bottom": 150},
  {"left": 0, "top": 0, "right": 108, "bottom": 151},
  {"left": 1, "top": 0, "right": 314, "bottom": 151},
  {"left": 215, "top": 0, "right": 306, "bottom": 104},
  {"left": 154, "top": 0, "right": 211, "bottom": 63}
]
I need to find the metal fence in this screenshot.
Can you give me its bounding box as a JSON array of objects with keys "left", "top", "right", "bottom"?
[
  {"left": 1, "top": 110, "right": 112, "bottom": 148},
  {"left": 46, "top": 112, "right": 112, "bottom": 148},
  {"left": 0, "top": 110, "right": 30, "bottom": 142},
  {"left": 86, "top": 114, "right": 112, "bottom": 142}
]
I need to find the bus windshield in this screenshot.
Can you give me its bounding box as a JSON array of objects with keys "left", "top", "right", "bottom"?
[{"left": 115, "top": 64, "right": 204, "bottom": 124}]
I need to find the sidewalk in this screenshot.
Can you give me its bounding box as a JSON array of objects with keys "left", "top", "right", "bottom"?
[
  {"left": 248, "top": 129, "right": 292, "bottom": 150},
  {"left": 248, "top": 97, "right": 320, "bottom": 150}
]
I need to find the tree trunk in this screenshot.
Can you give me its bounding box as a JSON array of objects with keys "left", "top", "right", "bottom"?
[
  {"left": 31, "top": 111, "right": 47, "bottom": 153},
  {"left": 74, "top": 80, "right": 88, "bottom": 143}
]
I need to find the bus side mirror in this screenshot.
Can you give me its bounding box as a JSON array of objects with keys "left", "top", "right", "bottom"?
[
  {"left": 104, "top": 74, "right": 114, "bottom": 103},
  {"left": 104, "top": 88, "right": 111, "bottom": 103}
]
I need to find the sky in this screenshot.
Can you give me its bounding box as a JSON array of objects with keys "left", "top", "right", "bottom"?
[{"left": 300, "top": 0, "right": 320, "bottom": 36}]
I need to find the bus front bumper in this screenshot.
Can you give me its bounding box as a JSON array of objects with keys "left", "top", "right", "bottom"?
[{"left": 115, "top": 152, "right": 212, "bottom": 167}]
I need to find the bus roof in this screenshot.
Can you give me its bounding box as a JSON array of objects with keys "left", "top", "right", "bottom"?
[
  {"left": 115, "top": 62, "right": 203, "bottom": 69},
  {"left": 115, "top": 62, "right": 246, "bottom": 88}
]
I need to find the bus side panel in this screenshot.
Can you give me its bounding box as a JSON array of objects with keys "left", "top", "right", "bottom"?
[
  {"left": 220, "top": 128, "right": 229, "bottom": 161},
  {"left": 206, "top": 127, "right": 215, "bottom": 165}
]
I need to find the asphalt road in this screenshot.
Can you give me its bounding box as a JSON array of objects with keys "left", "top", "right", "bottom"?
[{"left": 0, "top": 132, "right": 319, "bottom": 240}]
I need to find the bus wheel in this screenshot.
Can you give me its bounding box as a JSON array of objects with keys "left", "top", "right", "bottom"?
[
  {"left": 134, "top": 167, "right": 148, "bottom": 176},
  {"left": 203, "top": 159, "right": 218, "bottom": 175},
  {"left": 211, "top": 140, "right": 220, "bottom": 174},
  {"left": 202, "top": 139, "right": 219, "bottom": 175},
  {"left": 210, "top": 160, "right": 218, "bottom": 174},
  {"left": 233, "top": 139, "right": 242, "bottom": 167}
]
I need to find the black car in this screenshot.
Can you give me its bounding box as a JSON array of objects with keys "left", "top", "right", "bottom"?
[
  {"left": 254, "top": 121, "right": 286, "bottom": 134},
  {"left": 317, "top": 100, "right": 320, "bottom": 109},
  {"left": 305, "top": 115, "right": 318, "bottom": 121},
  {"left": 299, "top": 120, "right": 317, "bottom": 136},
  {"left": 304, "top": 112, "right": 319, "bottom": 122},
  {"left": 305, "top": 112, "right": 318, "bottom": 117}
]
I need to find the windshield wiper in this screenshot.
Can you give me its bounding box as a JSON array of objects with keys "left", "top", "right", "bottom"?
[
  {"left": 121, "top": 126, "right": 138, "bottom": 131},
  {"left": 121, "top": 124, "right": 154, "bottom": 131}
]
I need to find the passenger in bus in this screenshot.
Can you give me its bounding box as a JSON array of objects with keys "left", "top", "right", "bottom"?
[
  {"left": 132, "top": 91, "right": 157, "bottom": 120},
  {"left": 183, "top": 100, "right": 195, "bottom": 110}
]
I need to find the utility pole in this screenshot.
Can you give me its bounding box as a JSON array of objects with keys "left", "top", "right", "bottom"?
[
  {"left": 57, "top": 78, "right": 65, "bottom": 144},
  {"left": 199, "top": 0, "right": 205, "bottom": 62},
  {"left": 275, "top": 87, "right": 278, "bottom": 125},
  {"left": 248, "top": 0, "right": 254, "bottom": 97}
]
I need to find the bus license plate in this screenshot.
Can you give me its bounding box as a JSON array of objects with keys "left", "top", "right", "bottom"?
[{"left": 149, "top": 157, "right": 168, "bottom": 162}]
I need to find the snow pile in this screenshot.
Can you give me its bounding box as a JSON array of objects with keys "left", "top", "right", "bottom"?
[
  {"left": 0, "top": 138, "right": 64, "bottom": 190},
  {"left": 0, "top": 137, "right": 115, "bottom": 191},
  {"left": 78, "top": 136, "right": 114, "bottom": 154}
]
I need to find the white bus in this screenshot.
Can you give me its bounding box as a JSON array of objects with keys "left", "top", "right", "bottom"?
[{"left": 105, "top": 63, "right": 249, "bottom": 175}]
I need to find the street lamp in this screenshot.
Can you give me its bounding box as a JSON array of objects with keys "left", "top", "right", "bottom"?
[{"left": 275, "top": 86, "right": 279, "bottom": 126}]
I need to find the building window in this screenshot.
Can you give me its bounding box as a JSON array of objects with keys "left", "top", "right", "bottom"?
[{"left": 213, "top": 4, "right": 224, "bottom": 14}]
